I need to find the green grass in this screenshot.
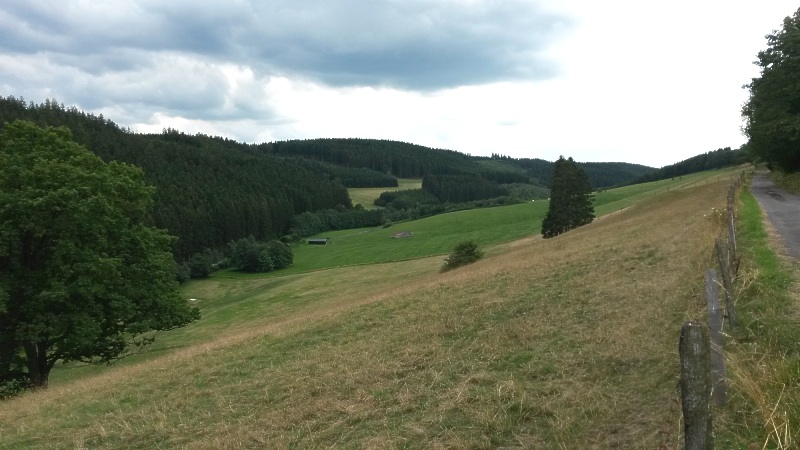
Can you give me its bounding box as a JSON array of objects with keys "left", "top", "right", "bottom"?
[
  {"left": 59, "top": 174, "right": 712, "bottom": 384},
  {"left": 348, "top": 178, "right": 422, "bottom": 209},
  {"left": 1, "top": 168, "right": 762, "bottom": 448},
  {"left": 1, "top": 174, "right": 734, "bottom": 448},
  {"left": 771, "top": 171, "right": 800, "bottom": 195},
  {"left": 715, "top": 184, "right": 800, "bottom": 448},
  {"left": 256, "top": 167, "right": 743, "bottom": 276}
]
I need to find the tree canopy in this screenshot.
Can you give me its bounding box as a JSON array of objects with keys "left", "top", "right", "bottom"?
[
  {"left": 0, "top": 120, "right": 200, "bottom": 389},
  {"left": 541, "top": 156, "right": 595, "bottom": 238},
  {"left": 742, "top": 7, "right": 800, "bottom": 172}
]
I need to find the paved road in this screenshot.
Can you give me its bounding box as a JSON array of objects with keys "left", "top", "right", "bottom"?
[{"left": 750, "top": 173, "right": 800, "bottom": 259}]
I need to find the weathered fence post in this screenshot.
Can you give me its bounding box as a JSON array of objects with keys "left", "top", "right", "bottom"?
[
  {"left": 705, "top": 269, "right": 727, "bottom": 405},
  {"left": 726, "top": 208, "right": 738, "bottom": 275},
  {"left": 715, "top": 239, "right": 737, "bottom": 330},
  {"left": 680, "top": 322, "right": 714, "bottom": 450}
]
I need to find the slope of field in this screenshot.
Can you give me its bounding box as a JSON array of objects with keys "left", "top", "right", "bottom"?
[
  {"left": 347, "top": 178, "right": 422, "bottom": 209},
  {"left": 272, "top": 168, "right": 741, "bottom": 275},
  {"left": 0, "top": 172, "right": 734, "bottom": 448}
]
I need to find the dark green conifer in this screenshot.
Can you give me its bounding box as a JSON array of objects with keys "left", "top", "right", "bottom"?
[{"left": 541, "top": 156, "right": 595, "bottom": 238}]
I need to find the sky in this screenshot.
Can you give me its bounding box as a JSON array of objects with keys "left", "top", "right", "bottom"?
[{"left": 0, "top": 1, "right": 797, "bottom": 168}]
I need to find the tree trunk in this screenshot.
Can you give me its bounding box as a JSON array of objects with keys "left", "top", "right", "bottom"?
[{"left": 23, "top": 341, "right": 52, "bottom": 389}]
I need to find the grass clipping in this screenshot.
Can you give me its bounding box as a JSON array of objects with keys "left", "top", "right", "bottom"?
[{"left": 0, "top": 180, "right": 731, "bottom": 448}]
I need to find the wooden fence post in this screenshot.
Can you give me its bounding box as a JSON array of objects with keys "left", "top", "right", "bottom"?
[
  {"left": 715, "top": 239, "right": 737, "bottom": 330},
  {"left": 705, "top": 269, "right": 727, "bottom": 405},
  {"left": 726, "top": 208, "right": 738, "bottom": 275},
  {"left": 680, "top": 322, "right": 714, "bottom": 450}
]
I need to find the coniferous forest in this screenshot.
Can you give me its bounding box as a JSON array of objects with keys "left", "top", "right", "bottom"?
[
  {"left": 0, "top": 97, "right": 350, "bottom": 259},
  {"left": 0, "top": 96, "right": 665, "bottom": 265}
]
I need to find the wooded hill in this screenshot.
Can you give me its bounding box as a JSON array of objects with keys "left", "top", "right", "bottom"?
[
  {"left": 0, "top": 96, "right": 654, "bottom": 260},
  {"left": 632, "top": 147, "right": 746, "bottom": 184},
  {"left": 257, "top": 139, "right": 655, "bottom": 189},
  {"left": 0, "top": 97, "right": 351, "bottom": 259}
]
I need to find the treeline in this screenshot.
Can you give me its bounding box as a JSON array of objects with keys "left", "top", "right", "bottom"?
[
  {"left": 290, "top": 207, "right": 385, "bottom": 237},
  {"left": 292, "top": 158, "right": 398, "bottom": 188},
  {"left": 477, "top": 155, "right": 655, "bottom": 189},
  {"left": 422, "top": 174, "right": 509, "bottom": 203},
  {"left": 255, "top": 138, "right": 477, "bottom": 178},
  {"left": 0, "top": 97, "right": 352, "bottom": 259},
  {"left": 0, "top": 96, "right": 659, "bottom": 264},
  {"left": 633, "top": 147, "right": 746, "bottom": 184}
]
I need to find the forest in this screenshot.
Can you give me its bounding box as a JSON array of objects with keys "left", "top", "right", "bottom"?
[
  {"left": 0, "top": 97, "right": 351, "bottom": 259},
  {"left": 0, "top": 96, "right": 658, "bottom": 266},
  {"left": 632, "top": 147, "right": 746, "bottom": 184}
]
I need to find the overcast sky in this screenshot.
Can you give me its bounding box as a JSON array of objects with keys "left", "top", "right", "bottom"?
[{"left": 1, "top": 1, "right": 797, "bottom": 168}]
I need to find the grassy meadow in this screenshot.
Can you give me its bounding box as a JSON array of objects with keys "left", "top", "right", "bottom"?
[
  {"left": 348, "top": 179, "right": 422, "bottom": 209},
  {"left": 0, "top": 169, "right": 752, "bottom": 448}
]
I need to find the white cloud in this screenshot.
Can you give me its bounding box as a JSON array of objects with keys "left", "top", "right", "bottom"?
[{"left": 1, "top": 0, "right": 798, "bottom": 167}]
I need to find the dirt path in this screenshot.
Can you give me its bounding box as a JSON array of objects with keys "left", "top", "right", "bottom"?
[{"left": 750, "top": 172, "right": 800, "bottom": 259}]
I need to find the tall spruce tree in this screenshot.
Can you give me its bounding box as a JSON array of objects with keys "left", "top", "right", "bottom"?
[{"left": 541, "top": 156, "right": 595, "bottom": 238}]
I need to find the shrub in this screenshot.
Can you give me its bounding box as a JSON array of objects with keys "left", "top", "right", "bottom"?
[
  {"left": 227, "top": 236, "right": 294, "bottom": 273},
  {"left": 441, "top": 240, "right": 484, "bottom": 272}
]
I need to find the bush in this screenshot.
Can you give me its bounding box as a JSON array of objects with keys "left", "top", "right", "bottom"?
[
  {"left": 264, "top": 240, "right": 293, "bottom": 270},
  {"left": 0, "top": 373, "right": 30, "bottom": 400},
  {"left": 441, "top": 240, "right": 484, "bottom": 272},
  {"left": 227, "top": 236, "right": 294, "bottom": 273}
]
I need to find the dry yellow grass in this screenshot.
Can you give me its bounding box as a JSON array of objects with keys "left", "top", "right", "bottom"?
[{"left": 0, "top": 179, "right": 732, "bottom": 448}]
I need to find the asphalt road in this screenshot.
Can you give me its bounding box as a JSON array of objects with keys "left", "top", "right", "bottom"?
[{"left": 750, "top": 172, "right": 800, "bottom": 259}]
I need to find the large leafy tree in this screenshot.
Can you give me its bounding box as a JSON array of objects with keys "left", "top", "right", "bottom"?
[
  {"left": 742, "top": 7, "right": 800, "bottom": 172},
  {"left": 0, "top": 120, "right": 200, "bottom": 389},
  {"left": 541, "top": 156, "right": 595, "bottom": 238}
]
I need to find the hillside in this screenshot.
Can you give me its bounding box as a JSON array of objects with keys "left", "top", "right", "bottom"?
[
  {"left": 0, "top": 97, "right": 352, "bottom": 258},
  {"left": 0, "top": 96, "right": 657, "bottom": 260},
  {"left": 261, "top": 139, "right": 655, "bottom": 189},
  {"left": 634, "top": 146, "right": 746, "bottom": 183},
  {"left": 0, "top": 171, "right": 745, "bottom": 447}
]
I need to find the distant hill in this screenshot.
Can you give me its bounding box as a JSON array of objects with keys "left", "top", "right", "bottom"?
[
  {"left": 258, "top": 140, "right": 654, "bottom": 189},
  {"left": 0, "top": 97, "right": 351, "bottom": 258},
  {"left": 633, "top": 147, "right": 746, "bottom": 184},
  {"left": 474, "top": 155, "right": 654, "bottom": 190},
  {"left": 0, "top": 96, "right": 656, "bottom": 259}
]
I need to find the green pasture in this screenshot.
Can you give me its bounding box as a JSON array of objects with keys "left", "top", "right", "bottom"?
[
  {"left": 50, "top": 168, "right": 743, "bottom": 386},
  {"left": 348, "top": 178, "right": 422, "bottom": 209},
  {"left": 2, "top": 168, "right": 744, "bottom": 448},
  {"left": 221, "top": 167, "right": 744, "bottom": 276}
]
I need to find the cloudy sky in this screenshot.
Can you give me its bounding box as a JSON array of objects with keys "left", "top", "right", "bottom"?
[{"left": 1, "top": 1, "right": 797, "bottom": 167}]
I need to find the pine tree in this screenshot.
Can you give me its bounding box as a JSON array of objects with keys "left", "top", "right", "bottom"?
[{"left": 541, "top": 156, "right": 595, "bottom": 238}]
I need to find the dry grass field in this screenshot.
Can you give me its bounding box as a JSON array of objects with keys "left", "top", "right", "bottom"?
[
  {"left": 0, "top": 177, "right": 736, "bottom": 448},
  {"left": 348, "top": 179, "right": 422, "bottom": 209}
]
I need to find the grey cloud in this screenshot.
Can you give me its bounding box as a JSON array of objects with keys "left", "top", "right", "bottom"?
[
  {"left": 246, "top": 0, "right": 570, "bottom": 89},
  {"left": 0, "top": 0, "right": 569, "bottom": 90},
  {"left": 0, "top": 0, "right": 569, "bottom": 136}
]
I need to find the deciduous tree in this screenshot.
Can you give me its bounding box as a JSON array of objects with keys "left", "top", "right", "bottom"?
[
  {"left": 0, "top": 120, "right": 199, "bottom": 389},
  {"left": 742, "top": 7, "right": 800, "bottom": 172}
]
